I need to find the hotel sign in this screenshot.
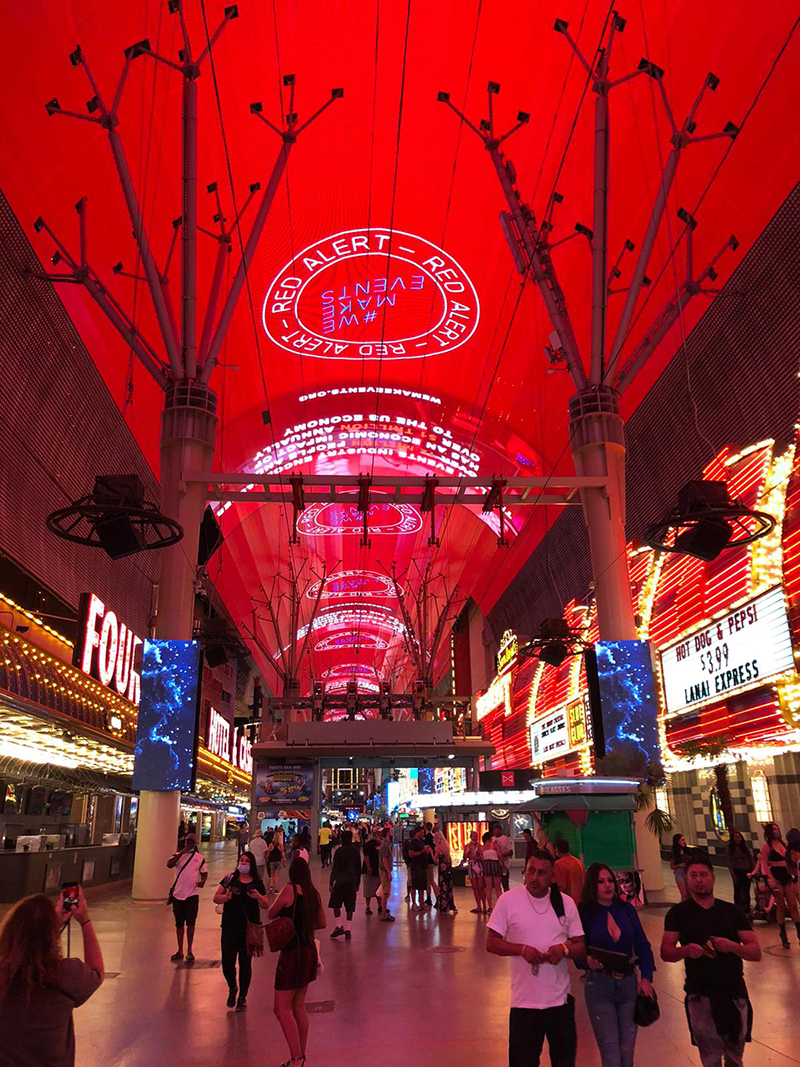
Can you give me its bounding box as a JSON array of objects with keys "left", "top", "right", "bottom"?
[
  {"left": 475, "top": 672, "right": 513, "bottom": 721},
  {"left": 659, "top": 586, "right": 794, "bottom": 716},
  {"left": 73, "top": 592, "right": 142, "bottom": 705},
  {"left": 207, "top": 706, "right": 253, "bottom": 773}
]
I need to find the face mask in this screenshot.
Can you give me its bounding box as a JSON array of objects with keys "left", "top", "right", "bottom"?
[{"left": 237, "top": 864, "right": 250, "bottom": 875}]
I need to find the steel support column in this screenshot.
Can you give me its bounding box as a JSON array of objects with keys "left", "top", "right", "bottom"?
[{"left": 568, "top": 388, "right": 636, "bottom": 640}]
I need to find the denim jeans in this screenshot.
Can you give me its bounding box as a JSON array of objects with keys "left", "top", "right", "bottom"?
[
  {"left": 584, "top": 971, "right": 638, "bottom": 1067},
  {"left": 686, "top": 995, "right": 750, "bottom": 1067}
]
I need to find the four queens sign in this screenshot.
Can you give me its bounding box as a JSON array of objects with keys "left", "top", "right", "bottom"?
[
  {"left": 263, "top": 228, "right": 479, "bottom": 361},
  {"left": 659, "top": 586, "right": 794, "bottom": 716}
]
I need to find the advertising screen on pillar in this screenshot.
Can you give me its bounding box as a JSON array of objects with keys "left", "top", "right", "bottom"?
[
  {"left": 72, "top": 593, "right": 143, "bottom": 705},
  {"left": 132, "top": 640, "right": 202, "bottom": 792},
  {"left": 591, "top": 641, "right": 660, "bottom": 765},
  {"left": 659, "top": 586, "right": 795, "bottom": 716}
]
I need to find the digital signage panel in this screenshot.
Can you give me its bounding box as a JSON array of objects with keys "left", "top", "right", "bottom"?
[
  {"left": 132, "top": 640, "right": 202, "bottom": 792},
  {"left": 590, "top": 641, "right": 660, "bottom": 767}
]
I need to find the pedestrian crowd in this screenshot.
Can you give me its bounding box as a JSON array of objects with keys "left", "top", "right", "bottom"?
[{"left": 1, "top": 816, "right": 786, "bottom": 1067}]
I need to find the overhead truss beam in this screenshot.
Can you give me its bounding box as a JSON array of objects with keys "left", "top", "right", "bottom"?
[{"left": 183, "top": 473, "right": 607, "bottom": 507}]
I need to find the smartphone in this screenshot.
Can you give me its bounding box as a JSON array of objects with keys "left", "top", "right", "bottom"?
[{"left": 62, "top": 881, "right": 80, "bottom": 909}]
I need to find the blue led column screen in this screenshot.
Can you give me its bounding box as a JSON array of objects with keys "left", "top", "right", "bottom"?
[
  {"left": 592, "top": 640, "right": 660, "bottom": 766},
  {"left": 132, "top": 640, "right": 202, "bottom": 792}
]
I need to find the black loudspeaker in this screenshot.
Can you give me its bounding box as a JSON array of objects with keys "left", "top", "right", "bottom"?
[
  {"left": 204, "top": 644, "right": 229, "bottom": 668},
  {"left": 674, "top": 517, "right": 732, "bottom": 562},
  {"left": 92, "top": 474, "right": 147, "bottom": 559},
  {"left": 539, "top": 642, "right": 569, "bottom": 667},
  {"left": 197, "top": 506, "right": 224, "bottom": 566},
  {"left": 95, "top": 513, "right": 145, "bottom": 559}
]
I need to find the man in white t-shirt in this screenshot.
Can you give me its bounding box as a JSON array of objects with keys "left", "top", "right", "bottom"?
[
  {"left": 493, "top": 821, "right": 514, "bottom": 892},
  {"left": 248, "top": 830, "right": 269, "bottom": 882},
  {"left": 166, "top": 833, "right": 208, "bottom": 963},
  {"left": 487, "top": 850, "right": 585, "bottom": 1067}
]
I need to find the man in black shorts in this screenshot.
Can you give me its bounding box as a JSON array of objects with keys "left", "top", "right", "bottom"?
[
  {"left": 661, "top": 853, "right": 762, "bottom": 1067},
  {"left": 166, "top": 832, "right": 208, "bottom": 962},
  {"left": 329, "top": 829, "right": 361, "bottom": 940}
]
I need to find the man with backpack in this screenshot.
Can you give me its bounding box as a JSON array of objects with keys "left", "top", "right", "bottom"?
[{"left": 487, "top": 850, "right": 586, "bottom": 1067}]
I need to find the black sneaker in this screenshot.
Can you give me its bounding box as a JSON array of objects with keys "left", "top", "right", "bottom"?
[
  {"left": 425, "top": 899, "right": 432, "bottom": 907},
  {"left": 235, "top": 997, "right": 247, "bottom": 1012},
  {"left": 227, "top": 989, "right": 237, "bottom": 1008},
  {"left": 330, "top": 926, "right": 345, "bottom": 938},
  {"left": 378, "top": 905, "right": 383, "bottom": 914},
  {"left": 344, "top": 930, "right": 352, "bottom": 940},
  {"left": 365, "top": 907, "right": 373, "bottom": 915}
]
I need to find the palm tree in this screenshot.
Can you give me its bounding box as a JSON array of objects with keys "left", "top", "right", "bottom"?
[
  {"left": 594, "top": 742, "right": 674, "bottom": 838},
  {"left": 676, "top": 738, "right": 735, "bottom": 838}
]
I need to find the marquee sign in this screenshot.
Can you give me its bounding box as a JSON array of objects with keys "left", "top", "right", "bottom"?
[
  {"left": 207, "top": 706, "right": 253, "bottom": 774},
  {"left": 659, "top": 586, "right": 795, "bottom": 716},
  {"left": 530, "top": 696, "right": 590, "bottom": 762},
  {"left": 73, "top": 592, "right": 142, "bottom": 705},
  {"left": 263, "top": 228, "right": 479, "bottom": 361},
  {"left": 314, "top": 631, "right": 390, "bottom": 651}
]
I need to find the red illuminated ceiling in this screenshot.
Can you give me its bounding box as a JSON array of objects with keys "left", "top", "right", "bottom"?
[{"left": 1, "top": 2, "right": 797, "bottom": 692}]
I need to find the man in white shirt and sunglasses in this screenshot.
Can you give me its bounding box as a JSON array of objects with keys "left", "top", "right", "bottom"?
[{"left": 487, "top": 850, "right": 586, "bottom": 1067}]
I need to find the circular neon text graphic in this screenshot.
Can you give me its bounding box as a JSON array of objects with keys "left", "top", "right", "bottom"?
[
  {"left": 263, "top": 228, "right": 479, "bottom": 361},
  {"left": 297, "top": 501, "right": 422, "bottom": 538},
  {"left": 307, "top": 569, "right": 400, "bottom": 600},
  {"left": 315, "top": 631, "right": 389, "bottom": 651}
]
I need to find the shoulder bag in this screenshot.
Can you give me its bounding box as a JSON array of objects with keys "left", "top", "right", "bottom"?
[
  {"left": 166, "top": 850, "right": 195, "bottom": 906},
  {"left": 265, "top": 885, "right": 298, "bottom": 953}
]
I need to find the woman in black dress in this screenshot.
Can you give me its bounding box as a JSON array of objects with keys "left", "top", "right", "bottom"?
[
  {"left": 270, "top": 857, "right": 326, "bottom": 1067},
  {"left": 212, "top": 850, "right": 269, "bottom": 1011}
]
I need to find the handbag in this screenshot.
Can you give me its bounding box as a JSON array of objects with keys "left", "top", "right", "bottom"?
[
  {"left": 166, "top": 850, "right": 195, "bottom": 906},
  {"left": 633, "top": 990, "right": 660, "bottom": 1027},
  {"left": 265, "top": 885, "right": 298, "bottom": 953},
  {"left": 247, "top": 919, "right": 265, "bottom": 957}
]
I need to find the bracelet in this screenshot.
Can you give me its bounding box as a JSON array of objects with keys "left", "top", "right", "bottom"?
[{"left": 79, "top": 919, "right": 92, "bottom": 927}]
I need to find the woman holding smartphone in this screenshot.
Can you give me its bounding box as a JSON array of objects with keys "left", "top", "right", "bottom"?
[
  {"left": 578, "top": 863, "right": 656, "bottom": 1067},
  {"left": 213, "top": 850, "right": 269, "bottom": 1011},
  {"left": 0, "top": 886, "right": 104, "bottom": 1067}
]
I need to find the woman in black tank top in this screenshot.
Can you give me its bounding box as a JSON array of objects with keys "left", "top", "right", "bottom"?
[{"left": 756, "top": 822, "right": 799, "bottom": 948}]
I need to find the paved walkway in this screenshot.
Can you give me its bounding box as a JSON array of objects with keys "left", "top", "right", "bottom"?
[{"left": 67, "top": 843, "right": 799, "bottom": 1067}]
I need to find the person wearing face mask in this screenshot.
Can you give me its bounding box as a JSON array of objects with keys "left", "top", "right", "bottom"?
[
  {"left": 213, "top": 850, "right": 269, "bottom": 1011},
  {"left": 578, "top": 863, "right": 655, "bottom": 1067}
]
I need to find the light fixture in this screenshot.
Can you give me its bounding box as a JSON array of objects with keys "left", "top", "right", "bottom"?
[{"left": 645, "top": 480, "right": 775, "bottom": 562}]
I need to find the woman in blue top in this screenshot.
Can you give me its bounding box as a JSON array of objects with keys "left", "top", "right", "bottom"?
[{"left": 578, "top": 862, "right": 656, "bottom": 1067}]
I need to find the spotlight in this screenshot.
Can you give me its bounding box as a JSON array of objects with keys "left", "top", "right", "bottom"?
[
  {"left": 723, "top": 121, "right": 740, "bottom": 139},
  {"left": 69, "top": 46, "right": 83, "bottom": 67},
  {"left": 553, "top": 18, "right": 569, "bottom": 33},
  {"left": 283, "top": 73, "right": 295, "bottom": 86},
  {"left": 331, "top": 87, "right": 344, "bottom": 98},
  {"left": 437, "top": 91, "right": 450, "bottom": 103},
  {"left": 33, "top": 217, "right": 45, "bottom": 232},
  {"left": 112, "top": 262, "right": 123, "bottom": 274},
  {"left": 612, "top": 13, "right": 627, "bottom": 31},
  {"left": 638, "top": 58, "right": 665, "bottom": 81},
  {"left": 123, "top": 39, "right": 152, "bottom": 60},
  {"left": 249, "top": 101, "right": 263, "bottom": 113},
  {"left": 172, "top": 216, "right": 182, "bottom": 229},
  {"left": 86, "top": 95, "right": 100, "bottom": 114},
  {"left": 51, "top": 251, "right": 61, "bottom": 266},
  {"left": 249, "top": 182, "right": 260, "bottom": 193},
  {"left": 224, "top": 5, "right": 239, "bottom": 18},
  {"left": 45, "top": 98, "right": 61, "bottom": 117},
  {"left": 517, "top": 111, "right": 530, "bottom": 124},
  {"left": 261, "top": 409, "right": 271, "bottom": 425},
  {"left": 575, "top": 222, "right": 593, "bottom": 239},
  {"left": 207, "top": 181, "right": 218, "bottom": 193},
  {"left": 480, "top": 119, "right": 490, "bottom": 131},
  {"left": 539, "top": 643, "right": 569, "bottom": 668},
  {"left": 488, "top": 80, "right": 500, "bottom": 94},
  {"left": 677, "top": 207, "right": 697, "bottom": 229},
  {"left": 706, "top": 72, "right": 720, "bottom": 91},
  {"left": 168, "top": 0, "right": 181, "bottom": 13}
]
